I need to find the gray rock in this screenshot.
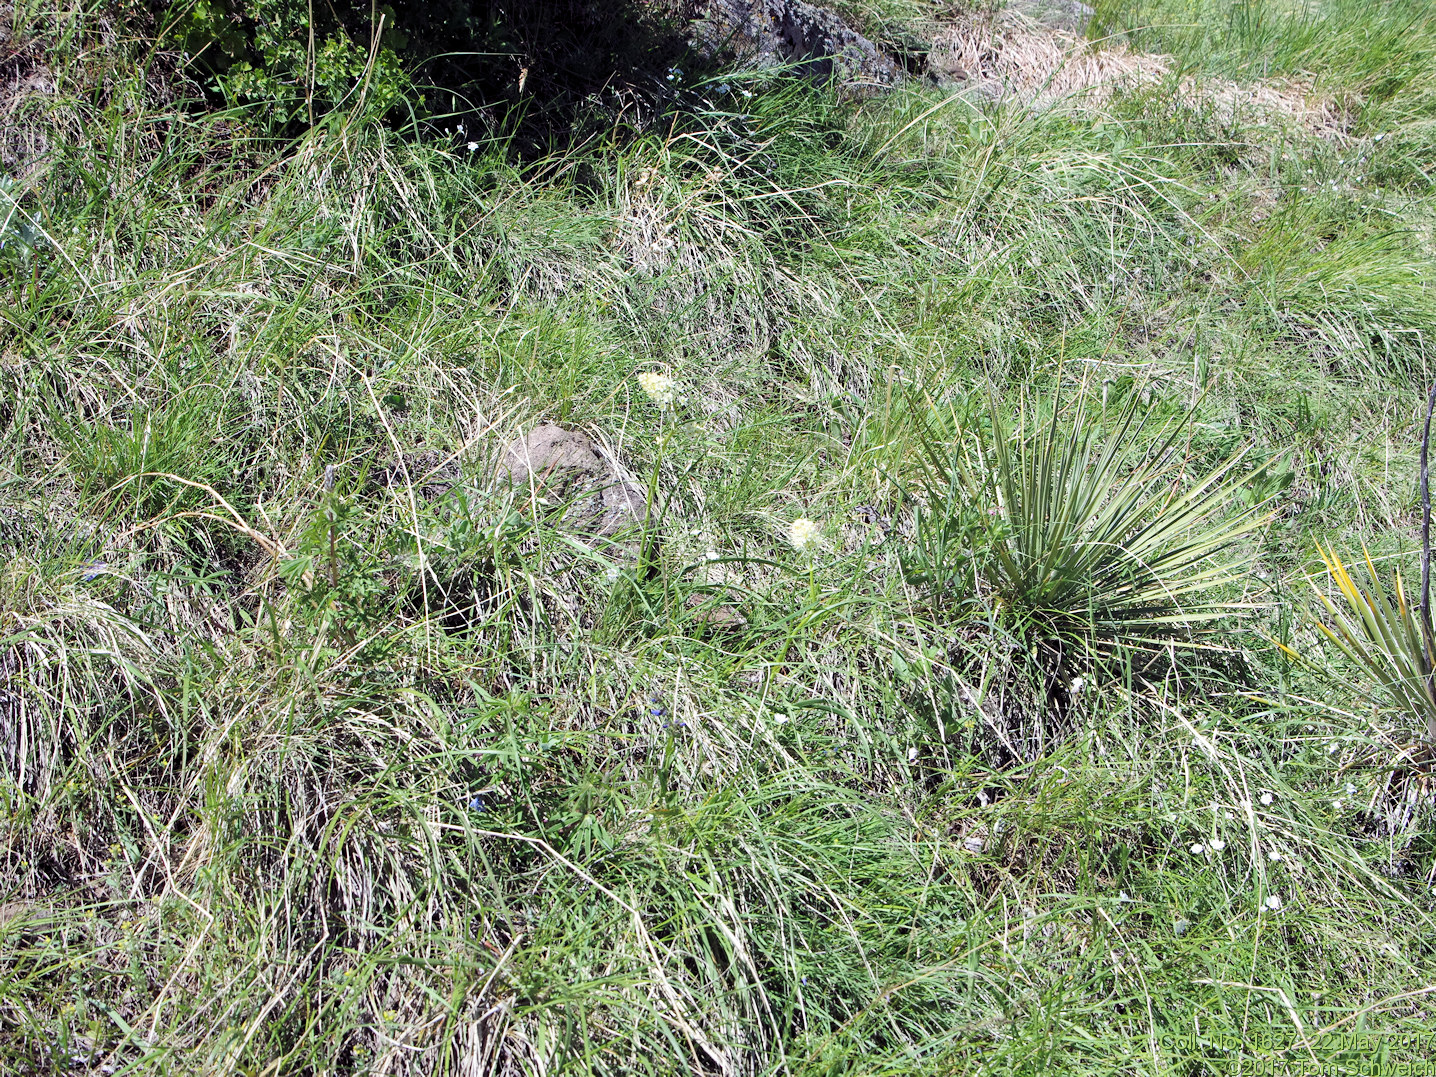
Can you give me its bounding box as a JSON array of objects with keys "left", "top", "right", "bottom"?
[
  {"left": 684, "top": 591, "right": 748, "bottom": 633},
  {"left": 496, "top": 424, "right": 647, "bottom": 538},
  {"left": 692, "top": 0, "right": 902, "bottom": 88},
  {"left": 1011, "top": 0, "right": 1096, "bottom": 33},
  {"left": 376, "top": 449, "right": 461, "bottom": 502}
]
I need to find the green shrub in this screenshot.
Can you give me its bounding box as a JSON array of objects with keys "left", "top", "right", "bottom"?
[{"left": 156, "top": 0, "right": 692, "bottom": 135}]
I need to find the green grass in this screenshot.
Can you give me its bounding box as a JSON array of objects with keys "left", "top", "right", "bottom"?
[{"left": 2, "top": 0, "right": 1436, "bottom": 1073}]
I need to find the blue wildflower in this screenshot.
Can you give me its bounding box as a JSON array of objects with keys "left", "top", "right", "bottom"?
[
  {"left": 80, "top": 562, "right": 107, "bottom": 581},
  {"left": 468, "top": 796, "right": 486, "bottom": 813}
]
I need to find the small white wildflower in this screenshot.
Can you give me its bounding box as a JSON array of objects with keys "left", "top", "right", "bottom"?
[
  {"left": 604, "top": 564, "right": 622, "bottom": 585},
  {"left": 788, "top": 517, "right": 820, "bottom": 552},
  {"left": 1069, "top": 676, "right": 1086, "bottom": 695},
  {"left": 1260, "top": 792, "right": 1274, "bottom": 806},
  {"left": 907, "top": 746, "right": 918, "bottom": 763},
  {"left": 466, "top": 141, "right": 480, "bottom": 152},
  {"left": 1375, "top": 132, "right": 1385, "bottom": 141},
  {"left": 1210, "top": 839, "right": 1226, "bottom": 852},
  {"left": 1174, "top": 918, "right": 1191, "bottom": 936},
  {"left": 1117, "top": 890, "right": 1132, "bottom": 903},
  {"left": 1333, "top": 800, "right": 1343, "bottom": 811},
  {"left": 637, "top": 371, "right": 677, "bottom": 406},
  {"left": 1344, "top": 781, "right": 1357, "bottom": 795},
  {"left": 1190, "top": 843, "right": 1205, "bottom": 855},
  {"left": 1268, "top": 850, "right": 1282, "bottom": 862},
  {"left": 1265, "top": 894, "right": 1282, "bottom": 911}
]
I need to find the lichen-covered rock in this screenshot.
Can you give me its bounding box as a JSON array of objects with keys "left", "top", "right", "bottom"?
[
  {"left": 684, "top": 592, "right": 749, "bottom": 633},
  {"left": 496, "top": 424, "right": 647, "bottom": 537},
  {"left": 692, "top": 0, "right": 902, "bottom": 88}
]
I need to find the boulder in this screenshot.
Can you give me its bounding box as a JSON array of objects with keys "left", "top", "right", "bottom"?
[
  {"left": 496, "top": 424, "right": 647, "bottom": 538},
  {"left": 685, "top": 591, "right": 748, "bottom": 633},
  {"left": 692, "top": 0, "right": 903, "bottom": 89}
]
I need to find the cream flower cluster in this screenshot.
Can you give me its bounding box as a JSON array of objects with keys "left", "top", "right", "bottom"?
[
  {"left": 637, "top": 371, "right": 676, "bottom": 406},
  {"left": 788, "top": 517, "right": 820, "bottom": 552}
]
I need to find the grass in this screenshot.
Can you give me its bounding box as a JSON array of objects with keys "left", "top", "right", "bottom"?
[{"left": 2, "top": 0, "right": 1436, "bottom": 1073}]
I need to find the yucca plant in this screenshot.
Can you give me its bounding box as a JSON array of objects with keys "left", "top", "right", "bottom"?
[
  {"left": 911, "top": 389, "right": 1275, "bottom": 653},
  {"left": 1309, "top": 383, "right": 1436, "bottom": 747},
  {"left": 1310, "top": 545, "right": 1436, "bottom": 744}
]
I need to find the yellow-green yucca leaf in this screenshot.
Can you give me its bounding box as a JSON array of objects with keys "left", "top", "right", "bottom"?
[
  {"left": 1311, "top": 545, "right": 1436, "bottom": 744},
  {"left": 982, "top": 393, "right": 1275, "bottom": 647}
]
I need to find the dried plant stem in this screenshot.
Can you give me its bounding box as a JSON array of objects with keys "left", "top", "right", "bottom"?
[{"left": 1421, "top": 382, "right": 1436, "bottom": 734}]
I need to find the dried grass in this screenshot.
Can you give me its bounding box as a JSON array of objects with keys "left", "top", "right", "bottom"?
[{"left": 928, "top": 8, "right": 1352, "bottom": 136}]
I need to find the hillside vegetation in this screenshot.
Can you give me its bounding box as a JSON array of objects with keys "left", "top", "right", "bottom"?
[{"left": 2, "top": 0, "right": 1436, "bottom": 1073}]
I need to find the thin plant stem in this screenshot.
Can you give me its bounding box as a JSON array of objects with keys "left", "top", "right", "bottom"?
[
  {"left": 1420, "top": 381, "right": 1436, "bottom": 737},
  {"left": 325, "top": 463, "right": 338, "bottom": 590}
]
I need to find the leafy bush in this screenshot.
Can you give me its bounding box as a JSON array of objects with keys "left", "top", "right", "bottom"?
[
  {"left": 158, "top": 0, "right": 693, "bottom": 136},
  {"left": 165, "top": 0, "right": 412, "bottom": 123}
]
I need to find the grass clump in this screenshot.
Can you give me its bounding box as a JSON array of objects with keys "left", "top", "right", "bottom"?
[{"left": 1, "top": 0, "right": 1435, "bottom": 1073}]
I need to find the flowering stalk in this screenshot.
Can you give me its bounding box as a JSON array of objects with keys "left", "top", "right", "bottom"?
[
  {"left": 637, "top": 371, "right": 678, "bottom": 571},
  {"left": 789, "top": 517, "right": 821, "bottom": 602}
]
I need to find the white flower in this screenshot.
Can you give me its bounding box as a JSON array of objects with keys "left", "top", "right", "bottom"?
[
  {"left": 1344, "top": 782, "right": 1357, "bottom": 795},
  {"left": 1069, "top": 676, "right": 1086, "bottom": 695},
  {"left": 1210, "top": 839, "right": 1226, "bottom": 852},
  {"left": 637, "top": 371, "right": 677, "bottom": 406},
  {"left": 907, "top": 746, "right": 918, "bottom": 763},
  {"left": 1117, "top": 891, "right": 1132, "bottom": 903},
  {"left": 604, "top": 564, "right": 622, "bottom": 585},
  {"left": 1260, "top": 792, "right": 1274, "bottom": 806},
  {"left": 466, "top": 141, "right": 480, "bottom": 152},
  {"left": 1333, "top": 800, "right": 1343, "bottom": 811},
  {"left": 1265, "top": 894, "right": 1282, "bottom": 911},
  {"left": 788, "top": 517, "right": 820, "bottom": 552},
  {"left": 1268, "top": 850, "right": 1282, "bottom": 862},
  {"left": 1189, "top": 843, "right": 1205, "bottom": 855}
]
